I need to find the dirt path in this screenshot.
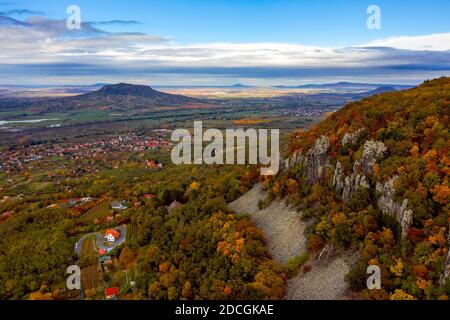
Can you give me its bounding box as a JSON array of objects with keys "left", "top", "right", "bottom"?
[{"left": 229, "top": 184, "right": 354, "bottom": 300}]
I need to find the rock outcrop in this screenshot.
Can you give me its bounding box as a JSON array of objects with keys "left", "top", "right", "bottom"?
[
  {"left": 342, "top": 128, "right": 366, "bottom": 147},
  {"left": 304, "top": 136, "right": 330, "bottom": 185},
  {"left": 333, "top": 140, "right": 386, "bottom": 203},
  {"left": 332, "top": 161, "right": 345, "bottom": 191},
  {"left": 356, "top": 140, "right": 387, "bottom": 176},
  {"left": 376, "top": 176, "right": 413, "bottom": 238},
  {"left": 440, "top": 223, "right": 450, "bottom": 285},
  {"left": 282, "top": 151, "right": 303, "bottom": 171},
  {"left": 334, "top": 160, "right": 370, "bottom": 204},
  {"left": 332, "top": 139, "right": 412, "bottom": 238},
  {"left": 287, "top": 134, "right": 412, "bottom": 239},
  {"left": 283, "top": 136, "right": 330, "bottom": 184},
  {"left": 342, "top": 173, "right": 370, "bottom": 204}
]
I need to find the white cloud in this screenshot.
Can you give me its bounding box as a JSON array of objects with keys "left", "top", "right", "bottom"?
[
  {"left": 360, "top": 32, "right": 450, "bottom": 51},
  {"left": 0, "top": 14, "right": 449, "bottom": 84}
]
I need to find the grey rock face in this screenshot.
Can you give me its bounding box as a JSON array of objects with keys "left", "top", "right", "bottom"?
[
  {"left": 333, "top": 161, "right": 344, "bottom": 191},
  {"left": 333, "top": 140, "right": 386, "bottom": 203},
  {"left": 440, "top": 223, "right": 450, "bottom": 284},
  {"left": 333, "top": 140, "right": 412, "bottom": 238},
  {"left": 360, "top": 140, "right": 387, "bottom": 176},
  {"left": 342, "top": 173, "right": 370, "bottom": 204},
  {"left": 286, "top": 134, "right": 413, "bottom": 240},
  {"left": 282, "top": 151, "right": 303, "bottom": 171},
  {"left": 376, "top": 176, "right": 413, "bottom": 238},
  {"left": 342, "top": 128, "right": 365, "bottom": 147},
  {"left": 333, "top": 147, "right": 372, "bottom": 204},
  {"left": 304, "top": 136, "right": 330, "bottom": 185}
]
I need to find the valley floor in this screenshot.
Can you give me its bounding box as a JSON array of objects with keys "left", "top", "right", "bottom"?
[{"left": 229, "top": 184, "right": 354, "bottom": 300}]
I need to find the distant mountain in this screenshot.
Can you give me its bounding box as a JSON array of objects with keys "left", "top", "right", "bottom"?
[
  {"left": 362, "top": 86, "right": 398, "bottom": 96},
  {"left": 76, "top": 83, "right": 199, "bottom": 106},
  {"left": 274, "top": 82, "right": 414, "bottom": 91},
  {"left": 2, "top": 83, "right": 201, "bottom": 112},
  {"left": 88, "top": 83, "right": 170, "bottom": 98},
  {"left": 353, "top": 86, "right": 399, "bottom": 99},
  {"left": 230, "top": 83, "right": 250, "bottom": 88}
]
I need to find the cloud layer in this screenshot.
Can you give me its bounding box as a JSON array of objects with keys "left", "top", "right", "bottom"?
[{"left": 0, "top": 11, "right": 449, "bottom": 85}]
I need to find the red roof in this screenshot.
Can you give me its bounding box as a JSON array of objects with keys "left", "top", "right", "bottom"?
[
  {"left": 105, "top": 287, "right": 119, "bottom": 297},
  {"left": 105, "top": 229, "right": 121, "bottom": 239}
]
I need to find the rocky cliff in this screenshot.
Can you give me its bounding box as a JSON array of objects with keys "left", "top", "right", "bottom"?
[
  {"left": 376, "top": 176, "right": 413, "bottom": 238},
  {"left": 285, "top": 133, "right": 413, "bottom": 238},
  {"left": 304, "top": 136, "right": 330, "bottom": 185},
  {"left": 440, "top": 223, "right": 450, "bottom": 285}
]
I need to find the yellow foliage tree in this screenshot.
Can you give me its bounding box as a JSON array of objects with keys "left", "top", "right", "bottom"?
[
  {"left": 29, "top": 292, "right": 53, "bottom": 300},
  {"left": 390, "top": 258, "right": 404, "bottom": 277},
  {"left": 189, "top": 181, "right": 200, "bottom": 191},
  {"left": 431, "top": 184, "right": 450, "bottom": 205},
  {"left": 390, "top": 289, "right": 416, "bottom": 300},
  {"left": 416, "top": 278, "right": 432, "bottom": 290}
]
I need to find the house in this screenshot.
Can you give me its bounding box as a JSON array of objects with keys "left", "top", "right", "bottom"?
[
  {"left": 99, "top": 255, "right": 113, "bottom": 266},
  {"left": 146, "top": 159, "right": 163, "bottom": 169},
  {"left": 167, "top": 200, "right": 182, "bottom": 213},
  {"left": 81, "top": 197, "right": 93, "bottom": 203},
  {"left": 111, "top": 201, "right": 128, "bottom": 211},
  {"left": 104, "top": 229, "right": 121, "bottom": 243},
  {"left": 105, "top": 287, "right": 119, "bottom": 300}
]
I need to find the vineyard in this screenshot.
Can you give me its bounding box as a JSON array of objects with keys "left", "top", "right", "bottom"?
[
  {"left": 125, "top": 221, "right": 138, "bottom": 247},
  {"left": 81, "top": 264, "right": 103, "bottom": 295},
  {"left": 79, "top": 235, "right": 99, "bottom": 266}
]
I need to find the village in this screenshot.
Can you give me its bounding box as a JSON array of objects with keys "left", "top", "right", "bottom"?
[
  {"left": 276, "top": 105, "right": 325, "bottom": 118},
  {"left": 0, "top": 130, "right": 173, "bottom": 172}
]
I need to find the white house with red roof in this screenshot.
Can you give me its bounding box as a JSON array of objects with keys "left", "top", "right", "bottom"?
[{"left": 104, "top": 229, "right": 121, "bottom": 243}]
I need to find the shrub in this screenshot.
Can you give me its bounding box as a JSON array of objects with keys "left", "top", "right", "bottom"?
[{"left": 284, "top": 253, "right": 310, "bottom": 277}]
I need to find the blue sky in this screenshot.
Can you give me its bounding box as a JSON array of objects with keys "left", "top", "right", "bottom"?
[
  {"left": 13, "top": 0, "right": 450, "bottom": 44},
  {"left": 1, "top": 0, "right": 450, "bottom": 85}
]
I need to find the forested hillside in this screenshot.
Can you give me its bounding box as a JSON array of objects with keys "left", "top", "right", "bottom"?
[
  {"left": 0, "top": 154, "right": 284, "bottom": 300},
  {"left": 0, "top": 78, "right": 448, "bottom": 300},
  {"left": 267, "top": 77, "right": 449, "bottom": 299}
]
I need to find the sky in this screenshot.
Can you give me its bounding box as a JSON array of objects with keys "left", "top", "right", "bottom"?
[{"left": 0, "top": 0, "right": 449, "bottom": 85}]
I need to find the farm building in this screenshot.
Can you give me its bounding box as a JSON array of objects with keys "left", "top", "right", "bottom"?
[{"left": 110, "top": 201, "right": 128, "bottom": 211}]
